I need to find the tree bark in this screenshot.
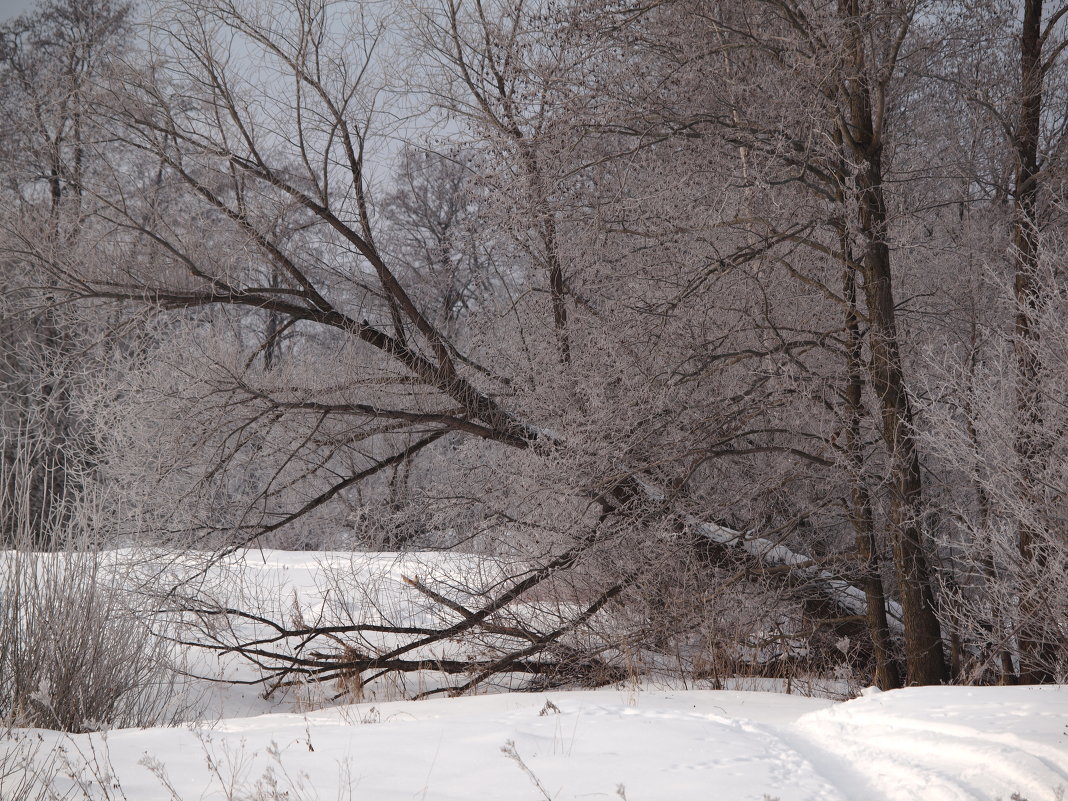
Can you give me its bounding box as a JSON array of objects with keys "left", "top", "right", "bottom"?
[
  {"left": 839, "top": 0, "right": 947, "bottom": 685},
  {"left": 1013, "top": 0, "right": 1058, "bottom": 684},
  {"left": 842, "top": 255, "right": 901, "bottom": 690}
]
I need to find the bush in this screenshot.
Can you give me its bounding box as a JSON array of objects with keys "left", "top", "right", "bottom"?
[
  {"left": 0, "top": 437, "right": 183, "bottom": 733},
  {"left": 0, "top": 548, "right": 185, "bottom": 732}
]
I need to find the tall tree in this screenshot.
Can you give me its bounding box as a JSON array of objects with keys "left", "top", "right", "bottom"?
[
  {"left": 0, "top": 0, "right": 131, "bottom": 547},
  {"left": 834, "top": 0, "right": 946, "bottom": 685},
  {"left": 1010, "top": 0, "right": 1064, "bottom": 685}
]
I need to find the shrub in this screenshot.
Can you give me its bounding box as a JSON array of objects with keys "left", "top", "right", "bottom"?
[{"left": 1, "top": 437, "right": 184, "bottom": 733}]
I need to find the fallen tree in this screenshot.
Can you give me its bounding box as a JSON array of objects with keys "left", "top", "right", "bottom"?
[{"left": 6, "top": 0, "right": 955, "bottom": 694}]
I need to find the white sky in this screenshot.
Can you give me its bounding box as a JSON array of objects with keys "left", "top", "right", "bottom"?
[{"left": 0, "top": 0, "right": 34, "bottom": 21}]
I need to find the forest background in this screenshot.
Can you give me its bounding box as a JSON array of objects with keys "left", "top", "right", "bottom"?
[{"left": 2, "top": 0, "right": 1067, "bottom": 734}]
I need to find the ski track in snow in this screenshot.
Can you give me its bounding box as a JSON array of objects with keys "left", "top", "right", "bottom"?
[
  {"left": 788, "top": 687, "right": 1068, "bottom": 801},
  {"left": 6, "top": 686, "right": 1067, "bottom": 801},
  {"left": 3, "top": 554, "right": 1066, "bottom": 800}
]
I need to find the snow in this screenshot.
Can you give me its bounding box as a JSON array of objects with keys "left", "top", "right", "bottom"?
[
  {"left": 7, "top": 686, "right": 1067, "bottom": 800},
  {"left": 691, "top": 521, "right": 905, "bottom": 625},
  {"left": 795, "top": 685, "right": 1068, "bottom": 800},
  {"left": 3, "top": 550, "right": 1067, "bottom": 800}
]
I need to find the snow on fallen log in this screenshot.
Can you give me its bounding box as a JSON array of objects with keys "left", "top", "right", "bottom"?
[
  {"left": 689, "top": 518, "right": 904, "bottom": 630},
  {"left": 610, "top": 474, "right": 904, "bottom": 634}
]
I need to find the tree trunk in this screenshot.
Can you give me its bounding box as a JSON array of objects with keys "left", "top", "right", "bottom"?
[
  {"left": 843, "top": 256, "right": 901, "bottom": 690},
  {"left": 839, "top": 0, "right": 947, "bottom": 685},
  {"left": 856, "top": 172, "right": 946, "bottom": 686},
  {"left": 1013, "top": 0, "right": 1058, "bottom": 684},
  {"left": 963, "top": 318, "right": 1018, "bottom": 684}
]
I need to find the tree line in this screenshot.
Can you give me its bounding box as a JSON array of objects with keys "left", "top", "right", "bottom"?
[{"left": 1, "top": 0, "right": 1066, "bottom": 709}]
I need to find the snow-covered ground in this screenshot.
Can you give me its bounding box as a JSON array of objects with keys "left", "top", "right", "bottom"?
[
  {"left": 6, "top": 685, "right": 1066, "bottom": 800},
  {"left": 3, "top": 550, "right": 1067, "bottom": 800}
]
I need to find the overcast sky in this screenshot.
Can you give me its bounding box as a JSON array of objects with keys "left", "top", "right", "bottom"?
[{"left": 0, "top": 0, "right": 34, "bottom": 21}]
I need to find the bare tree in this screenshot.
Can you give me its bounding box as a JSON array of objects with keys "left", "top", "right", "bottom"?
[
  {"left": 0, "top": 0, "right": 132, "bottom": 547},
  {"left": 1005, "top": 0, "right": 1067, "bottom": 684},
  {"left": 11, "top": 0, "right": 1068, "bottom": 700}
]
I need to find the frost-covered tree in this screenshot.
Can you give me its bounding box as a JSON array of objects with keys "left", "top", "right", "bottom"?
[
  {"left": 6, "top": 0, "right": 1067, "bottom": 695},
  {"left": 0, "top": 0, "right": 132, "bottom": 547}
]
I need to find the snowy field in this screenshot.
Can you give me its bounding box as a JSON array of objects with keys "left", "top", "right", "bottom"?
[
  {"left": 6, "top": 685, "right": 1066, "bottom": 801},
  {"left": 3, "top": 551, "right": 1067, "bottom": 801}
]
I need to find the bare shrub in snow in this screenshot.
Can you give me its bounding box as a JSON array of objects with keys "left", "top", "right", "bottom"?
[{"left": 0, "top": 437, "right": 186, "bottom": 733}]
